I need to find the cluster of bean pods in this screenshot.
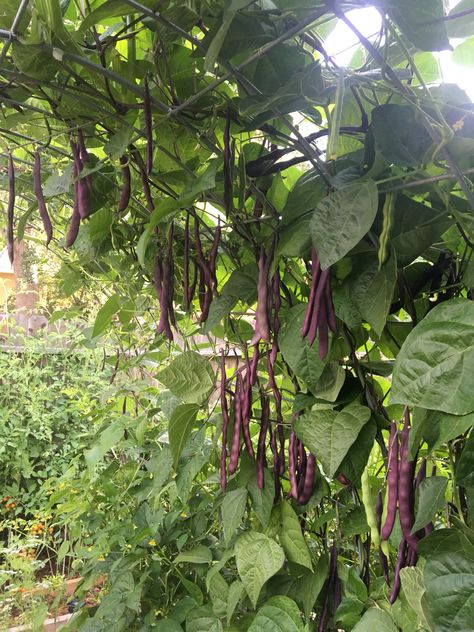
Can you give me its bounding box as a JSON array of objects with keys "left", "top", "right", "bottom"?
[
  {"left": 154, "top": 213, "right": 221, "bottom": 339},
  {"left": 5, "top": 150, "right": 54, "bottom": 263},
  {"left": 66, "top": 132, "right": 93, "bottom": 247},
  {"left": 219, "top": 268, "right": 317, "bottom": 504},
  {"left": 301, "top": 247, "right": 336, "bottom": 359},
  {"left": 377, "top": 409, "right": 432, "bottom": 602},
  {"left": 318, "top": 542, "right": 341, "bottom": 632}
]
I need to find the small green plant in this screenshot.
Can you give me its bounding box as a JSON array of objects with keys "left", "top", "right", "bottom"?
[{"left": 0, "top": 326, "right": 109, "bottom": 515}]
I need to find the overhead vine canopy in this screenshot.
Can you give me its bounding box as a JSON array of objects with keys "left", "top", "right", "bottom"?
[{"left": 2, "top": 1, "right": 474, "bottom": 630}]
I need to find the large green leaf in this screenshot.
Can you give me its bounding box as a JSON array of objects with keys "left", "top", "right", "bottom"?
[
  {"left": 371, "top": 104, "right": 432, "bottom": 167},
  {"left": 289, "top": 555, "right": 328, "bottom": 617},
  {"left": 412, "top": 476, "right": 447, "bottom": 533},
  {"left": 400, "top": 567, "right": 431, "bottom": 630},
  {"left": 247, "top": 468, "right": 275, "bottom": 529},
  {"left": 221, "top": 263, "right": 258, "bottom": 303},
  {"left": 428, "top": 410, "right": 474, "bottom": 451},
  {"left": 168, "top": 403, "right": 200, "bottom": 466},
  {"left": 424, "top": 552, "right": 474, "bottom": 631},
  {"left": 227, "top": 580, "right": 245, "bottom": 626},
  {"left": 336, "top": 418, "right": 377, "bottom": 485},
  {"left": 310, "top": 180, "right": 379, "bottom": 270},
  {"left": 278, "top": 501, "right": 312, "bottom": 570},
  {"left": 276, "top": 215, "right": 311, "bottom": 258},
  {"left": 352, "top": 608, "right": 398, "bottom": 632},
  {"left": 447, "top": 0, "right": 474, "bottom": 37},
  {"left": 279, "top": 305, "right": 326, "bottom": 391},
  {"left": 294, "top": 402, "right": 371, "bottom": 477},
  {"left": 158, "top": 351, "right": 215, "bottom": 405},
  {"left": 354, "top": 251, "right": 397, "bottom": 337},
  {"left": 419, "top": 528, "right": 474, "bottom": 559},
  {"left": 204, "top": 1, "right": 255, "bottom": 71},
  {"left": 247, "top": 596, "right": 304, "bottom": 632},
  {"left": 391, "top": 299, "right": 474, "bottom": 414},
  {"left": 282, "top": 169, "right": 325, "bottom": 222},
  {"left": 222, "top": 488, "right": 248, "bottom": 545},
  {"left": 386, "top": 195, "right": 452, "bottom": 265},
  {"left": 175, "top": 545, "right": 213, "bottom": 565},
  {"left": 92, "top": 294, "right": 121, "bottom": 338},
  {"left": 386, "top": 0, "right": 450, "bottom": 51},
  {"left": 186, "top": 604, "right": 223, "bottom": 632},
  {"left": 235, "top": 532, "right": 285, "bottom": 607}
]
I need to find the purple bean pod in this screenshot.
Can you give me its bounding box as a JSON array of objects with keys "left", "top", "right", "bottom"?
[
  {"left": 389, "top": 538, "right": 407, "bottom": 604},
  {"left": 220, "top": 350, "right": 229, "bottom": 490},
  {"left": 249, "top": 345, "right": 259, "bottom": 386},
  {"left": 301, "top": 248, "right": 321, "bottom": 338},
  {"left": 118, "top": 155, "right": 131, "bottom": 212},
  {"left": 66, "top": 180, "right": 81, "bottom": 248},
  {"left": 193, "top": 212, "right": 214, "bottom": 289},
  {"left": 376, "top": 490, "right": 390, "bottom": 585},
  {"left": 240, "top": 378, "right": 255, "bottom": 460},
  {"left": 251, "top": 248, "right": 271, "bottom": 345},
  {"left": 154, "top": 252, "right": 163, "bottom": 304},
  {"left": 33, "top": 151, "right": 53, "bottom": 246},
  {"left": 381, "top": 422, "right": 399, "bottom": 541},
  {"left": 288, "top": 429, "right": 298, "bottom": 499},
  {"left": 6, "top": 153, "right": 15, "bottom": 263},
  {"left": 331, "top": 542, "right": 341, "bottom": 615},
  {"left": 256, "top": 392, "right": 269, "bottom": 489},
  {"left": 140, "top": 167, "right": 154, "bottom": 211},
  {"left": 399, "top": 410, "right": 419, "bottom": 551},
  {"left": 77, "top": 129, "right": 93, "bottom": 194},
  {"left": 70, "top": 138, "right": 91, "bottom": 219},
  {"left": 183, "top": 213, "right": 191, "bottom": 309},
  {"left": 269, "top": 427, "right": 281, "bottom": 500},
  {"left": 298, "top": 453, "right": 316, "bottom": 504},
  {"left": 228, "top": 374, "right": 243, "bottom": 475}
]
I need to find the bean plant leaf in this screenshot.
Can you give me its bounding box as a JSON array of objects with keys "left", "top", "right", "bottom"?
[
  {"left": 168, "top": 404, "right": 200, "bottom": 466},
  {"left": 158, "top": 351, "right": 215, "bottom": 405},
  {"left": 227, "top": 580, "right": 245, "bottom": 626},
  {"left": 412, "top": 476, "right": 447, "bottom": 533},
  {"left": 391, "top": 299, "right": 474, "bottom": 414},
  {"left": 222, "top": 488, "right": 248, "bottom": 545},
  {"left": 424, "top": 552, "right": 474, "bottom": 631},
  {"left": 310, "top": 180, "right": 379, "bottom": 270},
  {"left": 290, "top": 555, "right": 328, "bottom": 617},
  {"left": 400, "top": 567, "right": 431, "bottom": 629},
  {"left": 279, "top": 305, "right": 326, "bottom": 391},
  {"left": 389, "top": 195, "right": 452, "bottom": 266},
  {"left": 371, "top": 104, "right": 432, "bottom": 167},
  {"left": 386, "top": 0, "right": 450, "bottom": 51},
  {"left": 235, "top": 532, "right": 285, "bottom": 607},
  {"left": 186, "top": 605, "right": 223, "bottom": 632},
  {"left": 294, "top": 402, "right": 371, "bottom": 477},
  {"left": 352, "top": 608, "right": 399, "bottom": 632},
  {"left": 278, "top": 501, "right": 312, "bottom": 570},
  {"left": 247, "top": 596, "right": 304, "bottom": 632},
  {"left": 411, "top": 408, "right": 474, "bottom": 455},
  {"left": 447, "top": 0, "right": 474, "bottom": 37},
  {"left": 175, "top": 545, "right": 213, "bottom": 565},
  {"left": 92, "top": 294, "right": 121, "bottom": 337},
  {"left": 354, "top": 251, "right": 397, "bottom": 337}
]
